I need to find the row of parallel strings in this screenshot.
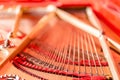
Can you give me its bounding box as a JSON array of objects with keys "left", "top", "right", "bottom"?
[{"left": 35, "top": 24, "right": 107, "bottom": 78}]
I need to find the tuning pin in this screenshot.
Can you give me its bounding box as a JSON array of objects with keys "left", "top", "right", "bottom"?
[
  {"left": 8, "top": 74, "right": 12, "bottom": 77},
  {"left": 15, "top": 75, "right": 20, "bottom": 80},
  {"left": 3, "top": 74, "right": 7, "bottom": 76},
  {"left": 3, "top": 32, "right": 15, "bottom": 48}
]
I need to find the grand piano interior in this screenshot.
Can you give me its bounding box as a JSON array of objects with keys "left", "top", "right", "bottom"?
[{"left": 0, "top": 0, "right": 120, "bottom": 80}]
